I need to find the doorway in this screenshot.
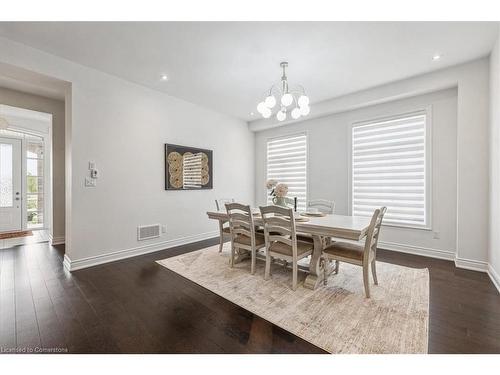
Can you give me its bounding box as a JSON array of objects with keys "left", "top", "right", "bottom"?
[
  {"left": 0, "top": 105, "right": 52, "bottom": 245},
  {"left": 0, "top": 136, "right": 22, "bottom": 232}
]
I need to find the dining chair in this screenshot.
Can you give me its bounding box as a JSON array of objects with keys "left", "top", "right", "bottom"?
[
  {"left": 225, "top": 202, "right": 265, "bottom": 275},
  {"left": 297, "top": 199, "right": 335, "bottom": 244},
  {"left": 259, "top": 205, "right": 314, "bottom": 290},
  {"left": 307, "top": 199, "right": 335, "bottom": 214},
  {"left": 215, "top": 198, "right": 234, "bottom": 252},
  {"left": 321, "top": 207, "right": 387, "bottom": 298}
]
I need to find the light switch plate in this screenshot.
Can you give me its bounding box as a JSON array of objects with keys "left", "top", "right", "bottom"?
[
  {"left": 85, "top": 177, "right": 96, "bottom": 187},
  {"left": 89, "top": 161, "right": 96, "bottom": 170}
]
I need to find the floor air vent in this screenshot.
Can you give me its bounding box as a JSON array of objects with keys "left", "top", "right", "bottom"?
[{"left": 137, "top": 224, "right": 161, "bottom": 241}]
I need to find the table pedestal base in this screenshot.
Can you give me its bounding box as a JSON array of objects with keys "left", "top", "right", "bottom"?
[{"left": 229, "top": 235, "right": 335, "bottom": 291}]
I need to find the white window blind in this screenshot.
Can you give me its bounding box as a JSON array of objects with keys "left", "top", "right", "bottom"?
[
  {"left": 352, "top": 113, "right": 428, "bottom": 228},
  {"left": 266, "top": 134, "right": 307, "bottom": 211}
]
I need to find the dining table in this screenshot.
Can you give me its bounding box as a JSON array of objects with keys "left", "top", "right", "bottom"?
[{"left": 206, "top": 210, "right": 372, "bottom": 290}]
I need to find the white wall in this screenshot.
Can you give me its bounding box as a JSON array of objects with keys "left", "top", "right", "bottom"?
[
  {"left": 254, "top": 58, "right": 490, "bottom": 268},
  {"left": 256, "top": 89, "right": 458, "bottom": 259},
  {"left": 488, "top": 28, "right": 500, "bottom": 291},
  {"left": 0, "top": 36, "right": 255, "bottom": 269}
]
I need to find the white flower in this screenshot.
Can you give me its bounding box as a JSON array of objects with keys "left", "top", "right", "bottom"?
[
  {"left": 266, "top": 179, "right": 278, "bottom": 190},
  {"left": 274, "top": 183, "right": 288, "bottom": 197}
]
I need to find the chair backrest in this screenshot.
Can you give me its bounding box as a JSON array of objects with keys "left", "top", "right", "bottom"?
[
  {"left": 225, "top": 203, "right": 256, "bottom": 247},
  {"left": 215, "top": 198, "right": 235, "bottom": 211},
  {"left": 259, "top": 205, "right": 298, "bottom": 257},
  {"left": 307, "top": 199, "right": 335, "bottom": 214},
  {"left": 363, "top": 206, "right": 387, "bottom": 261}
]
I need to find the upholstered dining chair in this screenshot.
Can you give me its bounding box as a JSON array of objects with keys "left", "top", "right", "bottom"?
[
  {"left": 321, "top": 207, "right": 387, "bottom": 298},
  {"left": 225, "top": 202, "right": 265, "bottom": 275},
  {"left": 215, "top": 198, "right": 234, "bottom": 252},
  {"left": 307, "top": 199, "right": 336, "bottom": 214},
  {"left": 259, "top": 205, "right": 314, "bottom": 290}
]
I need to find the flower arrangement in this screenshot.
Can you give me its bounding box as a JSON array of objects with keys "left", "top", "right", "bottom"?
[
  {"left": 274, "top": 183, "right": 289, "bottom": 197},
  {"left": 266, "top": 179, "right": 288, "bottom": 199},
  {"left": 266, "top": 179, "right": 278, "bottom": 190}
]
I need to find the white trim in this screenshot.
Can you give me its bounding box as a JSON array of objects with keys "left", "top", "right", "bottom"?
[
  {"left": 454, "top": 256, "right": 489, "bottom": 272},
  {"left": 378, "top": 241, "right": 455, "bottom": 260},
  {"left": 49, "top": 234, "right": 65, "bottom": 245},
  {"left": 63, "top": 230, "right": 219, "bottom": 272},
  {"left": 487, "top": 264, "right": 500, "bottom": 294}
]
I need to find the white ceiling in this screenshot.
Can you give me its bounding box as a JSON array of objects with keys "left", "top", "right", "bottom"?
[{"left": 0, "top": 22, "right": 498, "bottom": 121}]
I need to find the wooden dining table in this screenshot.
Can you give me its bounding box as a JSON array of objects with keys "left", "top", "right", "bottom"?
[{"left": 207, "top": 210, "right": 372, "bottom": 290}]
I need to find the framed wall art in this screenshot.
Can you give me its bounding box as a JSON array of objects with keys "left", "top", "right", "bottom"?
[{"left": 165, "top": 144, "right": 213, "bottom": 190}]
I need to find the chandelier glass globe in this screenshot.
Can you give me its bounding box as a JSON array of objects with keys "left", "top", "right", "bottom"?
[
  {"left": 265, "top": 95, "right": 276, "bottom": 109},
  {"left": 291, "top": 107, "right": 301, "bottom": 120},
  {"left": 257, "top": 101, "right": 267, "bottom": 114},
  {"left": 262, "top": 107, "right": 272, "bottom": 118},
  {"left": 281, "top": 93, "right": 293, "bottom": 107},
  {"left": 276, "top": 110, "right": 286, "bottom": 122},
  {"left": 255, "top": 62, "right": 310, "bottom": 120},
  {"left": 299, "top": 105, "right": 310, "bottom": 116},
  {"left": 298, "top": 95, "right": 309, "bottom": 108}
]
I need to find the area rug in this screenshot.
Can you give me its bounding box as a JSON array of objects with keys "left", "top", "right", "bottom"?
[
  {"left": 0, "top": 230, "right": 33, "bottom": 239},
  {"left": 157, "top": 244, "right": 429, "bottom": 354}
]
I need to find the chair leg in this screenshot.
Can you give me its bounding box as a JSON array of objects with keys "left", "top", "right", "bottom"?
[
  {"left": 371, "top": 260, "right": 378, "bottom": 285},
  {"left": 363, "top": 265, "right": 370, "bottom": 298},
  {"left": 218, "top": 222, "right": 224, "bottom": 253},
  {"left": 264, "top": 252, "right": 271, "bottom": 280},
  {"left": 292, "top": 260, "right": 298, "bottom": 291},
  {"left": 251, "top": 248, "right": 256, "bottom": 275},
  {"left": 322, "top": 258, "right": 328, "bottom": 286},
  {"left": 335, "top": 260, "right": 340, "bottom": 274},
  {"left": 230, "top": 245, "right": 235, "bottom": 268}
]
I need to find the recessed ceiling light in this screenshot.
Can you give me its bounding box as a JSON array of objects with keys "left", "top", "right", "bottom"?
[
  {"left": 250, "top": 112, "right": 255, "bottom": 116},
  {"left": 160, "top": 74, "right": 168, "bottom": 81},
  {"left": 432, "top": 54, "right": 441, "bottom": 61}
]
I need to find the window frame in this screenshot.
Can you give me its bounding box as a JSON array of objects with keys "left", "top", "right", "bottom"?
[
  {"left": 349, "top": 108, "right": 433, "bottom": 230},
  {"left": 26, "top": 139, "right": 44, "bottom": 229},
  {"left": 265, "top": 131, "right": 309, "bottom": 211}
]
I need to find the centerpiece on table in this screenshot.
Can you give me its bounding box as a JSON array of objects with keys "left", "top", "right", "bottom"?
[{"left": 266, "top": 179, "right": 289, "bottom": 207}]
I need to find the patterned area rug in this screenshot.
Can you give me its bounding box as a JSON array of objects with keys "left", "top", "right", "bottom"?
[{"left": 157, "top": 244, "right": 429, "bottom": 354}]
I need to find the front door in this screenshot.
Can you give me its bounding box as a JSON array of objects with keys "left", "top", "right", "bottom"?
[{"left": 0, "top": 137, "right": 22, "bottom": 232}]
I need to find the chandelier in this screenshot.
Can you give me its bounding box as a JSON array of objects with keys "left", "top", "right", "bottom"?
[{"left": 256, "top": 62, "right": 310, "bottom": 121}]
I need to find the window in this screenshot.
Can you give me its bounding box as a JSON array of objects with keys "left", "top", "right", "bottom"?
[
  {"left": 266, "top": 133, "right": 307, "bottom": 211},
  {"left": 351, "top": 112, "right": 429, "bottom": 228},
  {"left": 26, "top": 139, "right": 44, "bottom": 229}
]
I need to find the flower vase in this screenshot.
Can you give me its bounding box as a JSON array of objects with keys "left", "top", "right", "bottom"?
[{"left": 272, "top": 196, "right": 287, "bottom": 207}]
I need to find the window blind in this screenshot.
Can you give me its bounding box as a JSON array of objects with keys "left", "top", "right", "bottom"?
[
  {"left": 352, "top": 113, "right": 428, "bottom": 227},
  {"left": 266, "top": 134, "right": 307, "bottom": 211}
]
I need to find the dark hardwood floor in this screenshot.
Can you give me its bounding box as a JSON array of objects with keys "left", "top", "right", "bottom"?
[{"left": 0, "top": 239, "right": 499, "bottom": 354}]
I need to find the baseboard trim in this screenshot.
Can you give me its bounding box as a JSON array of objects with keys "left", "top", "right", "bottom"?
[
  {"left": 378, "top": 241, "right": 455, "bottom": 261},
  {"left": 488, "top": 264, "right": 500, "bottom": 294},
  {"left": 63, "top": 230, "right": 219, "bottom": 272},
  {"left": 454, "top": 256, "right": 489, "bottom": 272},
  {"left": 49, "top": 234, "right": 65, "bottom": 245}
]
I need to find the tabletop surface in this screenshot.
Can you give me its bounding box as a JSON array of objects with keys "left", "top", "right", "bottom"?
[{"left": 207, "top": 210, "right": 371, "bottom": 233}]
